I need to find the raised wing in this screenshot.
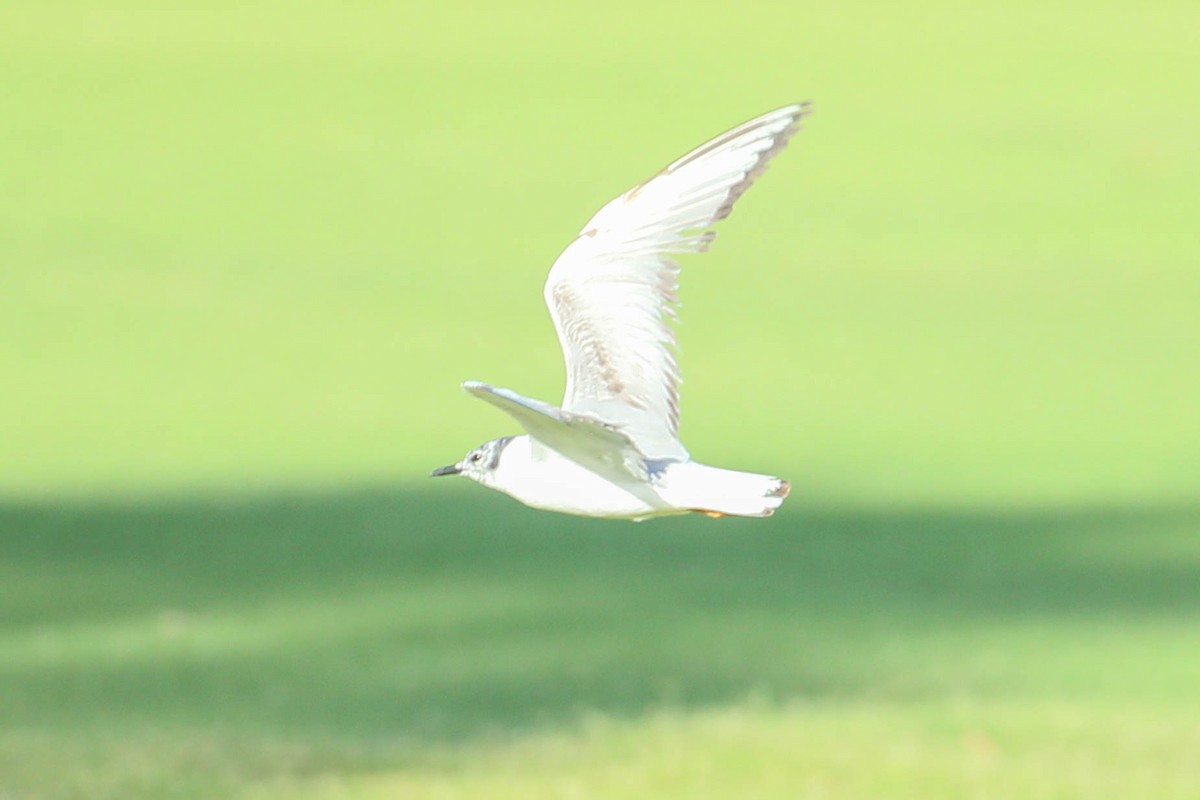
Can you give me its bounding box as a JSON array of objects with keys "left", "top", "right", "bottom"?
[
  {"left": 462, "top": 381, "right": 649, "bottom": 481},
  {"left": 544, "top": 103, "right": 811, "bottom": 460}
]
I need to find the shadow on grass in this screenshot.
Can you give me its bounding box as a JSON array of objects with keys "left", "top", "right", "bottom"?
[{"left": 2, "top": 486, "right": 1198, "bottom": 743}]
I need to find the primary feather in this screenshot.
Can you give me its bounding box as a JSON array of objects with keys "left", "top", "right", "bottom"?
[{"left": 544, "top": 103, "right": 811, "bottom": 459}]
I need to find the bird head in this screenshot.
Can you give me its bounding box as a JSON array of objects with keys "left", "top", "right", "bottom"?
[{"left": 430, "top": 436, "right": 514, "bottom": 486}]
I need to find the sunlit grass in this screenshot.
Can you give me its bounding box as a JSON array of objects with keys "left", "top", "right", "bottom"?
[{"left": 3, "top": 0, "right": 1197, "bottom": 502}]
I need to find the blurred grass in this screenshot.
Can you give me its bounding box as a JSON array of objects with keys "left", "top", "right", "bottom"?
[
  {"left": 3, "top": 491, "right": 1199, "bottom": 797},
  {"left": 2, "top": 0, "right": 1199, "bottom": 796}
]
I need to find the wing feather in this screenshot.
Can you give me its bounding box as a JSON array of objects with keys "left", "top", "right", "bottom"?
[
  {"left": 544, "top": 103, "right": 811, "bottom": 459},
  {"left": 462, "top": 381, "right": 649, "bottom": 481}
]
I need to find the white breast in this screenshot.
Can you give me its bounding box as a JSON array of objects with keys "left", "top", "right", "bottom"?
[{"left": 491, "top": 436, "right": 683, "bottom": 520}]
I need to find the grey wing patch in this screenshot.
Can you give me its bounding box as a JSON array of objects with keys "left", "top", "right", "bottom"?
[
  {"left": 548, "top": 282, "right": 652, "bottom": 410},
  {"left": 462, "top": 381, "right": 649, "bottom": 481}
]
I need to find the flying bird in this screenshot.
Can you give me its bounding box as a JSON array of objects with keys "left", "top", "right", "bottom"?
[{"left": 432, "top": 104, "right": 811, "bottom": 520}]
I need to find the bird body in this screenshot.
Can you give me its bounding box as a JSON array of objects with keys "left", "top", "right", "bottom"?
[
  {"left": 433, "top": 104, "right": 811, "bottom": 520},
  {"left": 467, "top": 434, "right": 673, "bottom": 520},
  {"left": 459, "top": 433, "right": 790, "bottom": 521}
]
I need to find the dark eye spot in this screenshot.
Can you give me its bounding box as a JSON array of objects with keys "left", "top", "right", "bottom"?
[{"left": 470, "top": 452, "right": 482, "bottom": 463}]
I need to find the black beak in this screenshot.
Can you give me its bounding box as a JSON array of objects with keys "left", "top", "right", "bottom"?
[{"left": 430, "top": 464, "right": 461, "bottom": 477}]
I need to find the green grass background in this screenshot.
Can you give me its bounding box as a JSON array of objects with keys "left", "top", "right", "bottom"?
[{"left": 3, "top": 0, "right": 1199, "bottom": 797}]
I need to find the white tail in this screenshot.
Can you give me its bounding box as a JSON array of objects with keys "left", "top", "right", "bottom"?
[{"left": 657, "top": 462, "right": 791, "bottom": 518}]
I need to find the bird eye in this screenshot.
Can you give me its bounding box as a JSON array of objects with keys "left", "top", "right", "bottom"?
[{"left": 470, "top": 452, "right": 483, "bottom": 463}]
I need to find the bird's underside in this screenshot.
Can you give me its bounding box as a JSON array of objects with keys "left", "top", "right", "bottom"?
[{"left": 460, "top": 381, "right": 790, "bottom": 520}]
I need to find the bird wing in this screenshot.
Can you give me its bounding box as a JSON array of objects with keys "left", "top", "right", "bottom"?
[
  {"left": 543, "top": 103, "right": 811, "bottom": 460},
  {"left": 462, "top": 381, "right": 649, "bottom": 482}
]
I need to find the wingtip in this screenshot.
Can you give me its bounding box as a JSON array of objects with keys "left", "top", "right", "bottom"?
[
  {"left": 461, "top": 380, "right": 490, "bottom": 396},
  {"left": 762, "top": 102, "right": 813, "bottom": 125},
  {"left": 787, "top": 100, "right": 813, "bottom": 114},
  {"left": 777, "top": 102, "right": 814, "bottom": 132}
]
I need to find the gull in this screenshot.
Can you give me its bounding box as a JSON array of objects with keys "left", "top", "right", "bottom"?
[{"left": 432, "top": 103, "right": 811, "bottom": 520}]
